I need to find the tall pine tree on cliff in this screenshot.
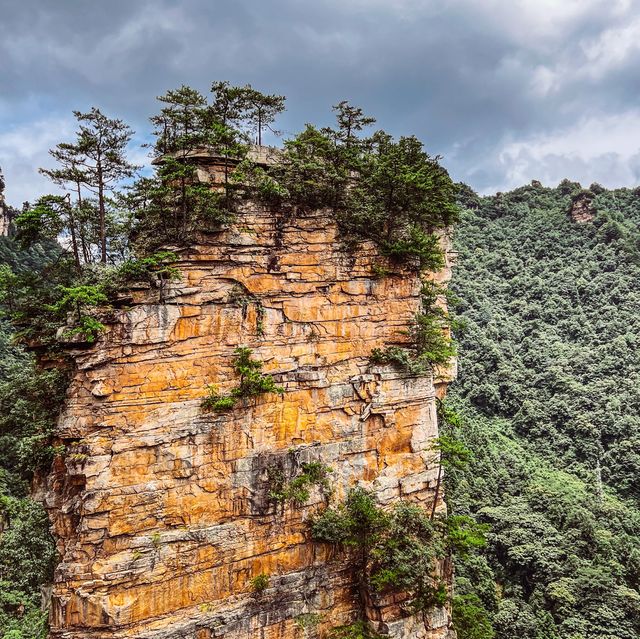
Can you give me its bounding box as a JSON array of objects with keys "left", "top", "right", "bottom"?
[{"left": 68, "top": 108, "right": 136, "bottom": 263}]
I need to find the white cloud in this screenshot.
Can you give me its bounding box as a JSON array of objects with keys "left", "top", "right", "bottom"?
[
  {"left": 0, "top": 116, "right": 76, "bottom": 206},
  {"left": 581, "top": 16, "right": 640, "bottom": 78},
  {"left": 485, "top": 111, "right": 640, "bottom": 192},
  {"left": 459, "top": 0, "right": 623, "bottom": 45}
]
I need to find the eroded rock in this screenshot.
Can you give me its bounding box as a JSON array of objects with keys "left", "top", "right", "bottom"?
[{"left": 46, "top": 205, "right": 456, "bottom": 639}]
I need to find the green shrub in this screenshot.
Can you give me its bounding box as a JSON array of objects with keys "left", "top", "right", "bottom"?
[
  {"left": 370, "top": 276, "right": 455, "bottom": 374},
  {"left": 202, "top": 347, "right": 284, "bottom": 412},
  {"left": 250, "top": 572, "right": 270, "bottom": 593},
  {"left": 453, "top": 594, "right": 495, "bottom": 639},
  {"left": 294, "top": 612, "right": 322, "bottom": 629},
  {"left": 269, "top": 461, "right": 332, "bottom": 506},
  {"left": 309, "top": 503, "right": 353, "bottom": 544},
  {"left": 444, "top": 515, "right": 488, "bottom": 557},
  {"left": 371, "top": 263, "right": 392, "bottom": 279},
  {"left": 201, "top": 389, "right": 237, "bottom": 412},
  {"left": 231, "top": 347, "right": 284, "bottom": 397},
  {"left": 370, "top": 346, "right": 427, "bottom": 375},
  {"left": 311, "top": 489, "right": 448, "bottom": 612},
  {"left": 114, "top": 251, "right": 180, "bottom": 284},
  {"left": 0, "top": 495, "right": 56, "bottom": 639},
  {"left": 381, "top": 225, "right": 445, "bottom": 270},
  {"left": 410, "top": 311, "right": 456, "bottom": 366},
  {"left": 62, "top": 315, "right": 105, "bottom": 343},
  {"left": 47, "top": 284, "right": 109, "bottom": 343},
  {"left": 47, "top": 284, "right": 108, "bottom": 316}
]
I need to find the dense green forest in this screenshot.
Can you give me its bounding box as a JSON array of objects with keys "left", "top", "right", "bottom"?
[
  {"left": 448, "top": 182, "right": 640, "bottom": 639},
  {"left": 0, "top": 237, "right": 61, "bottom": 638}
]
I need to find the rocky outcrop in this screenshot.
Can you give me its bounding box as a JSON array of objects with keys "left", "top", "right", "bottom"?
[
  {"left": 570, "top": 191, "right": 595, "bottom": 223},
  {"left": 45, "top": 202, "right": 456, "bottom": 638},
  {"left": 0, "top": 167, "right": 13, "bottom": 236}
]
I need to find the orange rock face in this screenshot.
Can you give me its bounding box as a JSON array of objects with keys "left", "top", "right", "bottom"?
[{"left": 45, "top": 205, "right": 456, "bottom": 639}]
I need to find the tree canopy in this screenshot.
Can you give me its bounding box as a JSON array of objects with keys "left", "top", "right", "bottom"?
[{"left": 448, "top": 181, "right": 640, "bottom": 639}]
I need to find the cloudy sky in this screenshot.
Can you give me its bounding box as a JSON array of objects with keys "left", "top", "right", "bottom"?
[{"left": 2, "top": 0, "right": 640, "bottom": 205}]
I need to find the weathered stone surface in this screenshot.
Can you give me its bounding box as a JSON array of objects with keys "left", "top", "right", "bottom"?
[
  {"left": 45, "top": 204, "right": 456, "bottom": 638},
  {"left": 570, "top": 192, "right": 595, "bottom": 223},
  {"left": 0, "top": 167, "right": 13, "bottom": 237}
]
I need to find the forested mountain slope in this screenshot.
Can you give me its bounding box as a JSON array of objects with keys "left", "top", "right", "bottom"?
[
  {"left": 448, "top": 182, "right": 640, "bottom": 639},
  {"left": 0, "top": 236, "right": 61, "bottom": 638}
]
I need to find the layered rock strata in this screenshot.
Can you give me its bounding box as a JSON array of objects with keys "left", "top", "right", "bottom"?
[{"left": 46, "top": 203, "right": 455, "bottom": 639}]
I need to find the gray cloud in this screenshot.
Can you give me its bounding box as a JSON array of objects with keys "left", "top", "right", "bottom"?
[{"left": 1, "top": 0, "right": 640, "bottom": 204}]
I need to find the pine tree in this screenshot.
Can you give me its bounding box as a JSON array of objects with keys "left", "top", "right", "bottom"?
[
  {"left": 40, "top": 144, "right": 91, "bottom": 268},
  {"left": 242, "top": 87, "right": 286, "bottom": 145},
  {"left": 68, "top": 108, "right": 136, "bottom": 263}
]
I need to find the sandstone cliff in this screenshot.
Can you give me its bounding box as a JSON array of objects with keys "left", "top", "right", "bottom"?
[{"left": 45, "top": 202, "right": 456, "bottom": 639}]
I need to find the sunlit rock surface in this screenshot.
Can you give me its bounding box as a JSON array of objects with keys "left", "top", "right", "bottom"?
[{"left": 45, "top": 204, "right": 455, "bottom": 639}]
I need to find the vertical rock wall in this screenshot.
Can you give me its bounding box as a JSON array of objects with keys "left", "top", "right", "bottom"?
[{"left": 45, "top": 203, "right": 456, "bottom": 639}]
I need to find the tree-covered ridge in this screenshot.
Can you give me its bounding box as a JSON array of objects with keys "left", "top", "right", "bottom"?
[
  {"left": 449, "top": 182, "right": 640, "bottom": 639},
  {"left": 455, "top": 183, "right": 640, "bottom": 492}
]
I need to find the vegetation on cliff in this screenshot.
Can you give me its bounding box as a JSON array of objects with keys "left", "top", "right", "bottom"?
[
  {"left": 201, "top": 347, "right": 284, "bottom": 412},
  {"left": 311, "top": 487, "right": 486, "bottom": 618},
  {"left": 370, "top": 280, "right": 456, "bottom": 374},
  {"left": 448, "top": 182, "right": 640, "bottom": 639}
]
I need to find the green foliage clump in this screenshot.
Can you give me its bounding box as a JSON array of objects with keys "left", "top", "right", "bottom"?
[
  {"left": 261, "top": 102, "right": 456, "bottom": 269},
  {"left": 250, "top": 572, "right": 269, "bottom": 593},
  {"left": 380, "top": 225, "right": 445, "bottom": 270},
  {"left": 311, "top": 489, "right": 466, "bottom": 614},
  {"left": 370, "top": 345, "right": 427, "bottom": 375},
  {"left": 0, "top": 240, "right": 59, "bottom": 639},
  {"left": 0, "top": 495, "right": 57, "bottom": 596},
  {"left": 294, "top": 612, "right": 322, "bottom": 629},
  {"left": 14, "top": 196, "right": 67, "bottom": 248},
  {"left": 444, "top": 515, "right": 488, "bottom": 558},
  {"left": 452, "top": 594, "right": 495, "bottom": 639},
  {"left": 0, "top": 351, "right": 68, "bottom": 482},
  {"left": 410, "top": 311, "right": 456, "bottom": 366},
  {"left": 202, "top": 347, "right": 284, "bottom": 412},
  {"left": 370, "top": 281, "right": 455, "bottom": 375},
  {"left": 113, "top": 251, "right": 180, "bottom": 284},
  {"left": 269, "top": 461, "right": 332, "bottom": 506},
  {"left": 201, "top": 392, "right": 236, "bottom": 412},
  {"left": 48, "top": 285, "right": 108, "bottom": 343}
]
